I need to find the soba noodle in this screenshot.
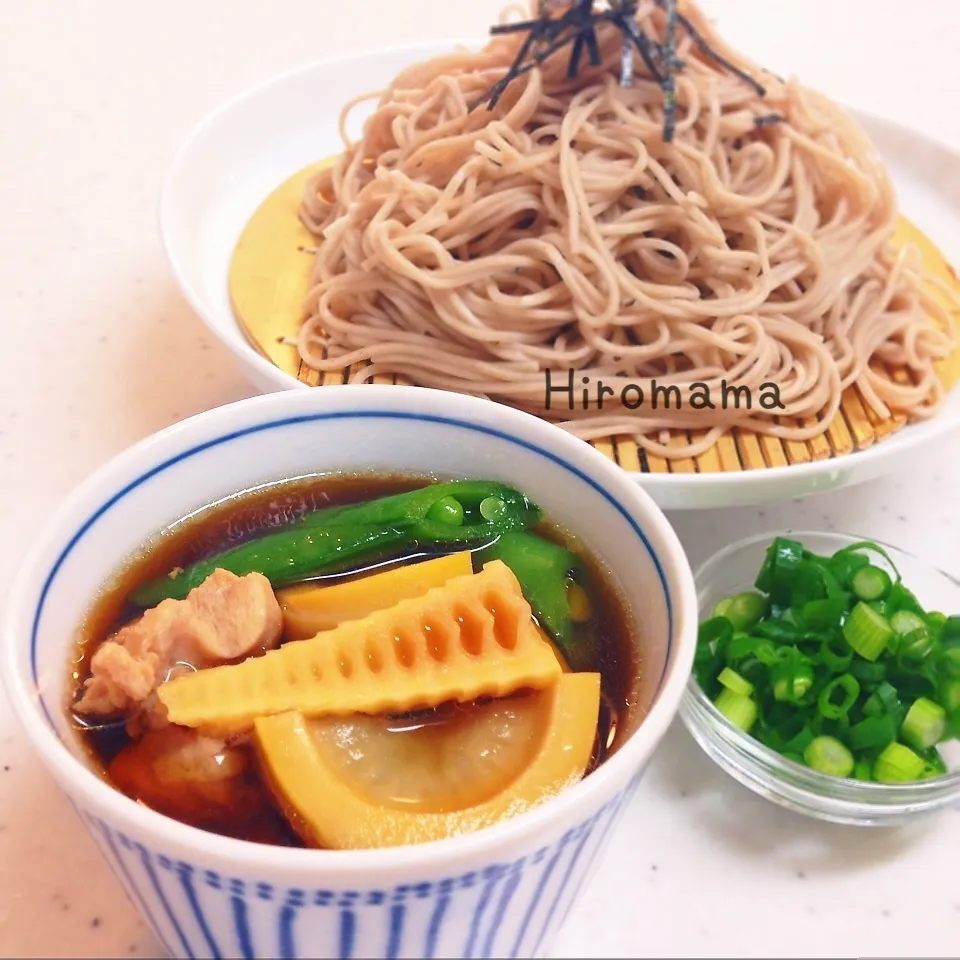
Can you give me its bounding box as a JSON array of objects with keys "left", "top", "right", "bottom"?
[{"left": 296, "top": 0, "right": 958, "bottom": 459}]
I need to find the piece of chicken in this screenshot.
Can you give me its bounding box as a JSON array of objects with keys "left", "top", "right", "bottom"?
[
  {"left": 75, "top": 568, "right": 282, "bottom": 717},
  {"left": 107, "top": 725, "right": 290, "bottom": 841}
]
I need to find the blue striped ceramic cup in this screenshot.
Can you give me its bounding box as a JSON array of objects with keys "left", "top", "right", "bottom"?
[{"left": 2, "top": 386, "right": 698, "bottom": 959}]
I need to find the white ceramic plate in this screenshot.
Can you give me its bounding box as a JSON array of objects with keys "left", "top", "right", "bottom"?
[{"left": 160, "top": 41, "right": 960, "bottom": 512}]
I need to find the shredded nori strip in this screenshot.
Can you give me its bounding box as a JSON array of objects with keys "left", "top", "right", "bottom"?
[
  {"left": 478, "top": 0, "right": 769, "bottom": 142},
  {"left": 618, "top": 31, "right": 634, "bottom": 86},
  {"left": 659, "top": 0, "right": 680, "bottom": 141},
  {"left": 482, "top": 1, "right": 594, "bottom": 109},
  {"left": 566, "top": 2, "right": 602, "bottom": 78},
  {"left": 755, "top": 112, "right": 786, "bottom": 127},
  {"left": 653, "top": 0, "right": 766, "bottom": 97},
  {"left": 614, "top": 7, "right": 665, "bottom": 86}
]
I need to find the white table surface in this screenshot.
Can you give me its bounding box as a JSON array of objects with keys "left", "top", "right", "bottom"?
[{"left": 2, "top": 1, "right": 960, "bottom": 957}]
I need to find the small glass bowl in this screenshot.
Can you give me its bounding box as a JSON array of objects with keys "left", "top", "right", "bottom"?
[{"left": 678, "top": 530, "right": 960, "bottom": 827}]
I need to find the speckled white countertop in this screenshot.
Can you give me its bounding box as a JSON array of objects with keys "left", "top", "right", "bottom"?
[{"left": 2, "top": 1, "right": 960, "bottom": 957}]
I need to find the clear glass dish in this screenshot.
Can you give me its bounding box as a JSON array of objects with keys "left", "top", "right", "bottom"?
[{"left": 678, "top": 530, "right": 960, "bottom": 826}]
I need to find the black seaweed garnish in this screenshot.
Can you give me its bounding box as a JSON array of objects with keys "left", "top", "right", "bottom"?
[
  {"left": 478, "top": 0, "right": 767, "bottom": 142},
  {"left": 658, "top": 0, "right": 680, "bottom": 142},
  {"left": 754, "top": 112, "right": 786, "bottom": 128},
  {"left": 653, "top": 0, "right": 765, "bottom": 99}
]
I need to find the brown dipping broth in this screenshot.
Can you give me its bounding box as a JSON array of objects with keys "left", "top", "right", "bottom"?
[{"left": 69, "top": 474, "right": 640, "bottom": 848}]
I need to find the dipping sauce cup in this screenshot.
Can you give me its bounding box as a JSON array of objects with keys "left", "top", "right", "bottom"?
[{"left": 2, "top": 386, "right": 697, "bottom": 959}]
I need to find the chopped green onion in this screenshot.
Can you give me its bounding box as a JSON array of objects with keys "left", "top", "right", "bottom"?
[
  {"left": 755, "top": 537, "right": 805, "bottom": 604},
  {"left": 724, "top": 632, "right": 764, "bottom": 663},
  {"left": 817, "top": 713, "right": 851, "bottom": 742},
  {"left": 941, "top": 616, "right": 960, "bottom": 647},
  {"left": 873, "top": 742, "right": 926, "bottom": 783},
  {"left": 868, "top": 599, "right": 891, "bottom": 618},
  {"left": 949, "top": 713, "right": 960, "bottom": 742},
  {"left": 901, "top": 698, "right": 946, "bottom": 751},
  {"left": 697, "top": 616, "right": 733, "bottom": 649},
  {"left": 790, "top": 561, "right": 828, "bottom": 608},
  {"left": 754, "top": 619, "right": 803, "bottom": 643},
  {"left": 717, "top": 667, "right": 754, "bottom": 697},
  {"left": 714, "top": 689, "right": 757, "bottom": 732},
  {"left": 780, "top": 607, "right": 801, "bottom": 628},
  {"left": 764, "top": 701, "right": 794, "bottom": 729},
  {"left": 828, "top": 548, "right": 870, "bottom": 589},
  {"left": 712, "top": 596, "right": 734, "bottom": 619},
  {"left": 847, "top": 714, "right": 897, "bottom": 751},
  {"left": 851, "top": 564, "right": 892, "bottom": 602},
  {"left": 696, "top": 535, "right": 958, "bottom": 784},
  {"left": 771, "top": 659, "right": 815, "bottom": 703},
  {"left": 940, "top": 647, "right": 960, "bottom": 678},
  {"left": 831, "top": 541, "right": 900, "bottom": 577},
  {"left": 887, "top": 583, "right": 925, "bottom": 617},
  {"left": 919, "top": 747, "right": 947, "bottom": 779},
  {"left": 694, "top": 616, "right": 733, "bottom": 690},
  {"left": 842, "top": 602, "right": 893, "bottom": 661},
  {"left": 853, "top": 757, "right": 874, "bottom": 781},
  {"left": 897, "top": 628, "right": 934, "bottom": 664},
  {"left": 896, "top": 662, "right": 939, "bottom": 701},
  {"left": 862, "top": 693, "right": 883, "bottom": 718},
  {"left": 720, "top": 592, "right": 768, "bottom": 631},
  {"left": 817, "top": 673, "right": 860, "bottom": 720},
  {"left": 754, "top": 545, "right": 776, "bottom": 593},
  {"left": 940, "top": 676, "right": 960, "bottom": 715},
  {"left": 804, "top": 735, "right": 855, "bottom": 778},
  {"left": 818, "top": 563, "right": 846, "bottom": 602},
  {"left": 736, "top": 658, "right": 768, "bottom": 690},
  {"left": 782, "top": 724, "right": 814, "bottom": 754},
  {"left": 754, "top": 642, "right": 788, "bottom": 666},
  {"left": 819, "top": 635, "right": 853, "bottom": 673},
  {"left": 849, "top": 660, "right": 886, "bottom": 684},
  {"left": 802, "top": 597, "right": 845, "bottom": 631},
  {"left": 864, "top": 681, "right": 905, "bottom": 725},
  {"left": 890, "top": 609, "right": 926, "bottom": 637}
]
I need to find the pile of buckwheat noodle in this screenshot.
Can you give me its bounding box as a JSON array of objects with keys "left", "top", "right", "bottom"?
[{"left": 297, "top": 0, "right": 958, "bottom": 459}]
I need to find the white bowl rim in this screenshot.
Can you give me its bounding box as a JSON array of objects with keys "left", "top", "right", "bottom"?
[{"left": 1, "top": 385, "right": 699, "bottom": 877}]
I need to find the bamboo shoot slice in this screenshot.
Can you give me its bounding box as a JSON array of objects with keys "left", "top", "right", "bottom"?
[
  {"left": 253, "top": 672, "right": 601, "bottom": 848},
  {"left": 277, "top": 552, "right": 473, "bottom": 640},
  {"left": 156, "top": 560, "right": 562, "bottom": 734}
]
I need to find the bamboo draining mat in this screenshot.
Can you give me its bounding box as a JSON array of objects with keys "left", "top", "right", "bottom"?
[{"left": 228, "top": 163, "right": 960, "bottom": 476}]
